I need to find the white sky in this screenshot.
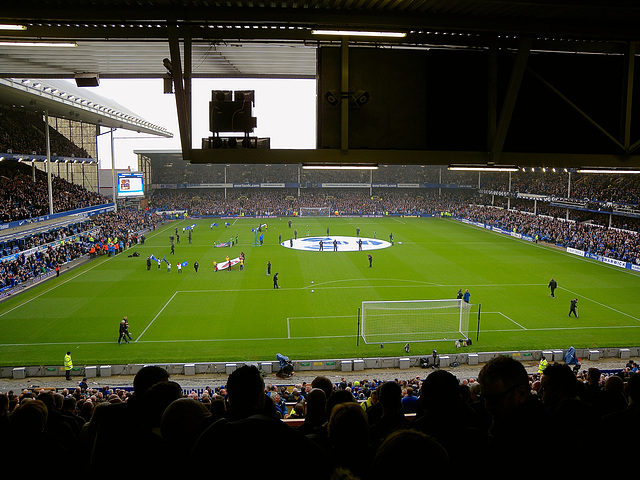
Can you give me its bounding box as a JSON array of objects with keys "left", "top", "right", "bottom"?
[{"left": 93, "top": 78, "right": 317, "bottom": 170}]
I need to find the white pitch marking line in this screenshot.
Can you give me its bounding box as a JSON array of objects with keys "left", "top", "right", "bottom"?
[
  {"left": 497, "top": 311, "right": 527, "bottom": 330},
  {"left": 0, "top": 222, "right": 177, "bottom": 319},
  {"left": 136, "top": 291, "right": 179, "bottom": 341},
  {"left": 287, "top": 315, "right": 354, "bottom": 339},
  {"left": 0, "top": 256, "right": 111, "bottom": 318},
  {"left": 559, "top": 287, "right": 640, "bottom": 323},
  {"left": 479, "top": 325, "right": 640, "bottom": 334}
]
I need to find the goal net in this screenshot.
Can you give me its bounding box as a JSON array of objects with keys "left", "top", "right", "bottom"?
[
  {"left": 299, "top": 207, "right": 332, "bottom": 217},
  {"left": 360, "top": 299, "right": 472, "bottom": 344}
]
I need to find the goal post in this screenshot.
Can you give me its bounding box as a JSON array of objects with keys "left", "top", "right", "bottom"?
[
  {"left": 360, "top": 299, "right": 472, "bottom": 344},
  {"left": 299, "top": 207, "right": 332, "bottom": 217}
]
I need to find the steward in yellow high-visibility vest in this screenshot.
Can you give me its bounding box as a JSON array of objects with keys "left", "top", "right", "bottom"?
[
  {"left": 64, "top": 351, "right": 73, "bottom": 380},
  {"left": 537, "top": 356, "right": 548, "bottom": 376}
]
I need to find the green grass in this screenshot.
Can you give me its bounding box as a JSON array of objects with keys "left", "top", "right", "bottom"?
[{"left": 1, "top": 216, "right": 639, "bottom": 367}]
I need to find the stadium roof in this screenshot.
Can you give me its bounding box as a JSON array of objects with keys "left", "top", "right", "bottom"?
[
  {"left": 2, "top": 1, "right": 640, "bottom": 79},
  {"left": 0, "top": 78, "right": 172, "bottom": 137},
  {"left": 2, "top": 1, "right": 640, "bottom": 168}
]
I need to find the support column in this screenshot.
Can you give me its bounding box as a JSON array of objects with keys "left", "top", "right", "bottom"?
[
  {"left": 341, "top": 36, "right": 349, "bottom": 154},
  {"left": 45, "top": 110, "right": 53, "bottom": 215}
]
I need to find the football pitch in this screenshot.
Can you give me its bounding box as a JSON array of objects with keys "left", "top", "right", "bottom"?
[{"left": 1, "top": 216, "right": 639, "bottom": 368}]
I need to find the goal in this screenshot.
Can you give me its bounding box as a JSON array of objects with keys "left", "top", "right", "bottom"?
[
  {"left": 359, "top": 299, "right": 472, "bottom": 344},
  {"left": 299, "top": 207, "right": 332, "bottom": 217}
]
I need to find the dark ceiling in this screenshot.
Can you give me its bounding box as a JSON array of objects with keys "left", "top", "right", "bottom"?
[{"left": 2, "top": 1, "right": 640, "bottom": 168}]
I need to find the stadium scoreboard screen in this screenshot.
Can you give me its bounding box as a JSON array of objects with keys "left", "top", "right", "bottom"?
[{"left": 117, "top": 172, "right": 144, "bottom": 198}]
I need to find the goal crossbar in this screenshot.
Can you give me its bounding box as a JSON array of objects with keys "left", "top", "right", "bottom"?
[
  {"left": 299, "top": 207, "right": 332, "bottom": 217},
  {"left": 360, "top": 299, "right": 471, "bottom": 344}
]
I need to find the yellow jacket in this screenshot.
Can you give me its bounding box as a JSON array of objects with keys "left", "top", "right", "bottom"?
[
  {"left": 64, "top": 354, "right": 73, "bottom": 371},
  {"left": 537, "top": 358, "right": 548, "bottom": 374}
]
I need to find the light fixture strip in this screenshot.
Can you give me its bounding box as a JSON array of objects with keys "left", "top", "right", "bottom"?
[
  {"left": 0, "top": 41, "right": 77, "bottom": 47},
  {"left": 311, "top": 29, "right": 406, "bottom": 38},
  {"left": 576, "top": 169, "right": 640, "bottom": 174},
  {"left": 448, "top": 166, "right": 519, "bottom": 172},
  {"left": 0, "top": 24, "right": 27, "bottom": 31},
  {"left": 302, "top": 165, "right": 378, "bottom": 170}
]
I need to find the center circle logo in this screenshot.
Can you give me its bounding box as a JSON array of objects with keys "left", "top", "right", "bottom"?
[{"left": 281, "top": 236, "right": 392, "bottom": 252}]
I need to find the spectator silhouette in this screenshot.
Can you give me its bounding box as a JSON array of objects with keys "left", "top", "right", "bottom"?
[
  {"left": 61, "top": 396, "right": 85, "bottom": 432},
  {"left": 361, "top": 388, "right": 382, "bottom": 426},
  {"left": 540, "top": 363, "right": 598, "bottom": 438},
  {"left": 298, "top": 387, "right": 327, "bottom": 443},
  {"left": 598, "top": 374, "right": 628, "bottom": 418},
  {"left": 311, "top": 374, "right": 334, "bottom": 399},
  {"left": 6, "top": 399, "right": 67, "bottom": 469},
  {"left": 374, "top": 429, "right": 450, "bottom": 476},
  {"left": 190, "top": 365, "right": 326, "bottom": 478},
  {"left": 368, "top": 380, "right": 411, "bottom": 450},
  {"left": 413, "top": 369, "right": 489, "bottom": 465},
  {"left": 477, "top": 356, "right": 547, "bottom": 469},
  {"left": 600, "top": 372, "right": 640, "bottom": 455},
  {"left": 582, "top": 367, "right": 604, "bottom": 410},
  {"left": 325, "top": 388, "right": 357, "bottom": 419},
  {"left": 326, "top": 401, "right": 374, "bottom": 479},
  {"left": 161, "top": 397, "right": 214, "bottom": 462},
  {"left": 36, "top": 391, "right": 81, "bottom": 463},
  {"left": 89, "top": 365, "right": 170, "bottom": 467},
  {"left": 0, "top": 394, "right": 9, "bottom": 435}
]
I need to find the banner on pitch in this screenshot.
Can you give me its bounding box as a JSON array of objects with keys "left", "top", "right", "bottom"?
[{"left": 215, "top": 257, "right": 241, "bottom": 270}]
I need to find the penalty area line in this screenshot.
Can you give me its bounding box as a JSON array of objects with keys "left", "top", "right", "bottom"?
[
  {"left": 496, "top": 311, "right": 527, "bottom": 330},
  {"left": 478, "top": 311, "right": 528, "bottom": 331},
  {"left": 287, "top": 314, "right": 355, "bottom": 339}
]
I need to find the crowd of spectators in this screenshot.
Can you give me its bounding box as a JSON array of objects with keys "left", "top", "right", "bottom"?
[
  {"left": 479, "top": 169, "right": 640, "bottom": 207},
  {"left": 0, "top": 159, "right": 107, "bottom": 223},
  {"left": 457, "top": 204, "right": 640, "bottom": 264},
  {"left": 1, "top": 359, "right": 637, "bottom": 473},
  {"left": 0, "top": 108, "right": 90, "bottom": 159},
  {"left": 150, "top": 162, "right": 483, "bottom": 187},
  {"left": 0, "top": 209, "right": 161, "bottom": 292},
  {"left": 149, "top": 188, "right": 473, "bottom": 217},
  {"left": 149, "top": 160, "right": 640, "bottom": 207}
]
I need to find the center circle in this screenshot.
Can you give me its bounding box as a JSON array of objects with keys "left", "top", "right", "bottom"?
[{"left": 280, "top": 236, "right": 392, "bottom": 252}]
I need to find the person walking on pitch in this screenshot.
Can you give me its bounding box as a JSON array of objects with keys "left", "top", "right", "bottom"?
[
  {"left": 569, "top": 298, "right": 579, "bottom": 318},
  {"left": 118, "top": 320, "right": 130, "bottom": 344}
]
